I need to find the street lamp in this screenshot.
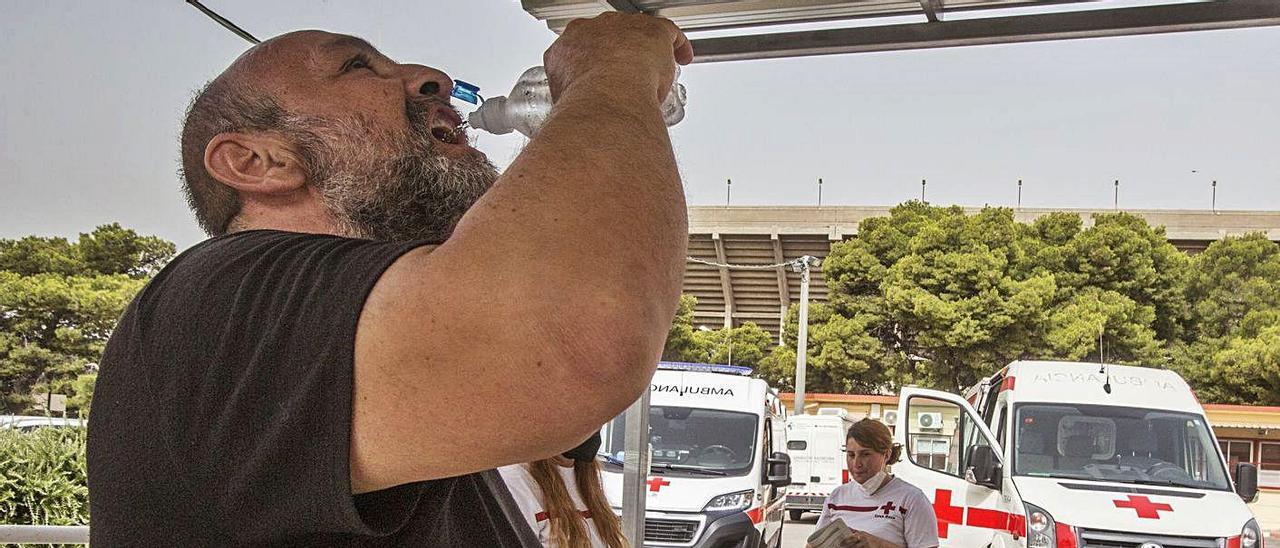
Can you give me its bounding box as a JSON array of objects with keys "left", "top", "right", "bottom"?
[{"left": 791, "top": 255, "right": 821, "bottom": 416}]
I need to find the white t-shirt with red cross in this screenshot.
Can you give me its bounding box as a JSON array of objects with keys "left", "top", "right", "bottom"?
[
  {"left": 499, "top": 463, "right": 609, "bottom": 548},
  {"left": 815, "top": 474, "right": 940, "bottom": 548}
]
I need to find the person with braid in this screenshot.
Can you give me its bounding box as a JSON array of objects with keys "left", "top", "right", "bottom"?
[{"left": 501, "top": 432, "right": 627, "bottom": 548}]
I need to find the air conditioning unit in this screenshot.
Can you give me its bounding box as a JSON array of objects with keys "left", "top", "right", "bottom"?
[
  {"left": 817, "top": 407, "right": 848, "bottom": 417},
  {"left": 882, "top": 410, "right": 899, "bottom": 427},
  {"left": 917, "top": 412, "right": 943, "bottom": 430}
]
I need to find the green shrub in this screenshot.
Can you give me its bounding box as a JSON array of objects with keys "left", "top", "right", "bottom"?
[{"left": 0, "top": 426, "right": 89, "bottom": 527}]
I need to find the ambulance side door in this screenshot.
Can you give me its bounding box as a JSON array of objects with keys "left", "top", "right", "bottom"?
[{"left": 892, "top": 387, "right": 1015, "bottom": 547}]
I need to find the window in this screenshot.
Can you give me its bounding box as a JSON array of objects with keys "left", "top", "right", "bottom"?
[
  {"left": 915, "top": 437, "right": 951, "bottom": 471},
  {"left": 906, "top": 396, "right": 963, "bottom": 477},
  {"left": 603, "top": 406, "right": 760, "bottom": 476},
  {"left": 1013, "top": 404, "right": 1230, "bottom": 491},
  {"left": 995, "top": 403, "right": 1008, "bottom": 447},
  {"left": 1220, "top": 440, "right": 1254, "bottom": 466},
  {"left": 1260, "top": 442, "right": 1280, "bottom": 489}
]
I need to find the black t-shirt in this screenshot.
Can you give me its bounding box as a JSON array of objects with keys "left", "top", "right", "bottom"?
[{"left": 87, "top": 230, "right": 537, "bottom": 546}]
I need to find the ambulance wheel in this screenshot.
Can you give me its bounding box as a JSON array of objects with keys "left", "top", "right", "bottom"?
[{"left": 788, "top": 509, "right": 804, "bottom": 521}]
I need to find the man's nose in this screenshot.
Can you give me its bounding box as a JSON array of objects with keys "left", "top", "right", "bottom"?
[{"left": 402, "top": 64, "right": 452, "bottom": 100}]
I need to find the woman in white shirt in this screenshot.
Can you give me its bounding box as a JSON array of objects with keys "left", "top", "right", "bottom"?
[
  {"left": 499, "top": 432, "right": 626, "bottom": 548},
  {"left": 813, "top": 419, "right": 939, "bottom": 548}
]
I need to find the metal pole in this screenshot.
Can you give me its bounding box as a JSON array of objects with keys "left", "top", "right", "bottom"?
[
  {"left": 817, "top": 178, "right": 823, "bottom": 208},
  {"left": 1017, "top": 179, "right": 1023, "bottom": 209},
  {"left": 1113, "top": 179, "right": 1119, "bottom": 210},
  {"left": 1212, "top": 180, "right": 1218, "bottom": 213},
  {"left": 621, "top": 389, "right": 651, "bottom": 545},
  {"left": 726, "top": 178, "right": 732, "bottom": 207},
  {"left": 0, "top": 525, "right": 90, "bottom": 544},
  {"left": 921, "top": 179, "right": 927, "bottom": 202},
  {"left": 793, "top": 258, "right": 813, "bottom": 416}
]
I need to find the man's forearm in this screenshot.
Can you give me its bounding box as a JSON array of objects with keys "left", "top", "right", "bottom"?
[{"left": 446, "top": 76, "right": 688, "bottom": 360}]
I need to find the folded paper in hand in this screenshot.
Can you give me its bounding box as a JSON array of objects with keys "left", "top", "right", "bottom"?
[{"left": 805, "top": 519, "right": 903, "bottom": 548}]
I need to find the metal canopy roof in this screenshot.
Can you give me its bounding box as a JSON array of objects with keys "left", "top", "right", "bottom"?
[{"left": 519, "top": 0, "right": 1280, "bottom": 62}]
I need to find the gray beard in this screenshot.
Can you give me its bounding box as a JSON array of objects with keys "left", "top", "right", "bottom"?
[{"left": 285, "top": 99, "right": 499, "bottom": 242}]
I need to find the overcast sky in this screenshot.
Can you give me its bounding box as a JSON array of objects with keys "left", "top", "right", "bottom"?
[{"left": 2, "top": 1, "right": 1278, "bottom": 250}]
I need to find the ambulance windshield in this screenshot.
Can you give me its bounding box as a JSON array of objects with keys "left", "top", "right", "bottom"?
[
  {"left": 603, "top": 406, "right": 760, "bottom": 476},
  {"left": 1013, "top": 403, "right": 1231, "bottom": 491}
]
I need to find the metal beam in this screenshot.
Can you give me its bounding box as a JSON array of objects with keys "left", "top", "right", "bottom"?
[
  {"left": 689, "top": 0, "right": 1280, "bottom": 63},
  {"left": 522, "top": 0, "right": 1092, "bottom": 34},
  {"left": 605, "top": 0, "right": 643, "bottom": 14},
  {"left": 712, "top": 233, "right": 735, "bottom": 328},
  {"left": 919, "top": 0, "right": 942, "bottom": 23}
]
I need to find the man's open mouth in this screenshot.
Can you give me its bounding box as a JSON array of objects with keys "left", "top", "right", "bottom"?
[{"left": 428, "top": 107, "right": 467, "bottom": 146}]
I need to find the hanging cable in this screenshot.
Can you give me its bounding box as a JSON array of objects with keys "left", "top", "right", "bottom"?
[
  {"left": 187, "top": 0, "right": 261, "bottom": 45},
  {"left": 686, "top": 256, "right": 804, "bottom": 270}
]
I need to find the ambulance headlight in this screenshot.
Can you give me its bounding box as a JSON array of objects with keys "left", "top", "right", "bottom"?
[
  {"left": 1024, "top": 503, "right": 1055, "bottom": 548},
  {"left": 703, "top": 490, "right": 754, "bottom": 512},
  {"left": 1241, "top": 518, "right": 1262, "bottom": 548}
]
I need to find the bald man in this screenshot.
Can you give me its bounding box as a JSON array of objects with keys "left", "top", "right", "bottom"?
[{"left": 87, "top": 14, "right": 693, "bottom": 546}]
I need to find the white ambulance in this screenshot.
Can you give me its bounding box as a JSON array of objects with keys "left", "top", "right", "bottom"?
[
  {"left": 784, "top": 408, "right": 856, "bottom": 520},
  {"left": 600, "top": 362, "right": 792, "bottom": 548},
  {"left": 892, "top": 360, "right": 1264, "bottom": 547}
]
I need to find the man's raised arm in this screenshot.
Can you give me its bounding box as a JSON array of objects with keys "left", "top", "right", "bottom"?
[{"left": 350, "top": 13, "right": 694, "bottom": 493}]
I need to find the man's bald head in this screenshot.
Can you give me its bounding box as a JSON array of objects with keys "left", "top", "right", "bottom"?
[{"left": 180, "top": 30, "right": 497, "bottom": 239}]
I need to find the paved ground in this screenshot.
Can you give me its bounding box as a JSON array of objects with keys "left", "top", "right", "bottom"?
[
  {"left": 782, "top": 514, "right": 819, "bottom": 548},
  {"left": 780, "top": 510, "right": 1280, "bottom": 546}
]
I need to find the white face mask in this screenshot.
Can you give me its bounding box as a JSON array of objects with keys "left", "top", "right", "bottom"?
[{"left": 858, "top": 469, "right": 889, "bottom": 495}]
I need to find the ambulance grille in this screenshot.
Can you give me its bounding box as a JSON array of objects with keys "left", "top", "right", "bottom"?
[
  {"left": 1078, "top": 528, "right": 1220, "bottom": 548},
  {"left": 645, "top": 518, "right": 699, "bottom": 543}
]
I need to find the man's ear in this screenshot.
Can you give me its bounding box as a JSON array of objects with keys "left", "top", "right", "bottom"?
[{"left": 204, "top": 132, "right": 307, "bottom": 196}]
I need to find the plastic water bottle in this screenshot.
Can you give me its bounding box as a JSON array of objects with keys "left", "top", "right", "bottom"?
[{"left": 467, "top": 66, "right": 687, "bottom": 138}]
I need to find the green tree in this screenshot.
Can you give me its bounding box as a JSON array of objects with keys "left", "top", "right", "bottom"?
[
  {"left": 693, "top": 322, "right": 773, "bottom": 368},
  {"left": 1172, "top": 234, "right": 1280, "bottom": 404},
  {"left": 821, "top": 204, "right": 1059, "bottom": 391},
  {"left": 756, "top": 302, "right": 891, "bottom": 393},
  {"left": 1183, "top": 233, "right": 1280, "bottom": 340},
  {"left": 77, "top": 223, "right": 176, "bottom": 278},
  {"left": 807, "top": 203, "right": 1188, "bottom": 393},
  {"left": 0, "top": 225, "right": 174, "bottom": 415},
  {"left": 661, "top": 295, "right": 705, "bottom": 363}
]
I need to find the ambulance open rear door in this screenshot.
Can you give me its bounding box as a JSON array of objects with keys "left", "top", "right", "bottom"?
[{"left": 892, "top": 387, "right": 1026, "bottom": 547}]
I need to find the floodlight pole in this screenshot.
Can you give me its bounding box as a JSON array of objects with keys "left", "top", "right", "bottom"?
[
  {"left": 1212, "top": 180, "right": 1218, "bottom": 213},
  {"left": 792, "top": 256, "right": 819, "bottom": 416},
  {"left": 1017, "top": 179, "right": 1023, "bottom": 210}
]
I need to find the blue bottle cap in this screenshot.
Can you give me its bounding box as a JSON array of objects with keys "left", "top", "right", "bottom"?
[{"left": 451, "top": 80, "right": 481, "bottom": 104}]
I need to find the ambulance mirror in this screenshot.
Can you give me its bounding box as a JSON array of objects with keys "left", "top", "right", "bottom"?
[
  {"left": 767, "top": 452, "right": 792, "bottom": 487},
  {"left": 1234, "top": 462, "right": 1259, "bottom": 502},
  {"left": 965, "top": 445, "right": 1002, "bottom": 490}
]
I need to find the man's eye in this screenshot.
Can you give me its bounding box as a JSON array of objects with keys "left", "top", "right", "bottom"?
[{"left": 342, "top": 55, "right": 373, "bottom": 72}]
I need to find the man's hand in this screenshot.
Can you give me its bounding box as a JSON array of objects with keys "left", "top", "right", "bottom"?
[{"left": 544, "top": 13, "right": 694, "bottom": 105}]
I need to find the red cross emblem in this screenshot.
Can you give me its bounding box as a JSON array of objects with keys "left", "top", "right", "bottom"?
[
  {"left": 932, "top": 489, "right": 964, "bottom": 538},
  {"left": 879, "top": 502, "right": 896, "bottom": 516},
  {"left": 1113, "top": 495, "right": 1172, "bottom": 519},
  {"left": 646, "top": 476, "right": 671, "bottom": 493}
]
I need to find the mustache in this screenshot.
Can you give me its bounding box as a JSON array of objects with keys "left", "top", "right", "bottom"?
[{"left": 405, "top": 97, "right": 460, "bottom": 126}]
